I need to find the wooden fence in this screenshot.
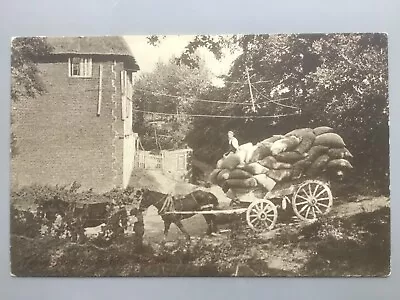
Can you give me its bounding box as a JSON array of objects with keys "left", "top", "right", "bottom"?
[{"left": 134, "top": 149, "right": 193, "bottom": 182}]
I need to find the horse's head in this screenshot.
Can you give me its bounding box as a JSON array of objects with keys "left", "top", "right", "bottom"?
[{"left": 133, "top": 188, "right": 151, "bottom": 211}]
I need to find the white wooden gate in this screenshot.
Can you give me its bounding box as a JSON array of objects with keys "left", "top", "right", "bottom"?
[{"left": 135, "top": 150, "right": 163, "bottom": 170}]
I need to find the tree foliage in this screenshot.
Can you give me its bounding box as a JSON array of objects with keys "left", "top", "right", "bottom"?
[
  {"left": 132, "top": 58, "right": 214, "bottom": 151},
  {"left": 11, "top": 37, "right": 54, "bottom": 102},
  {"left": 141, "top": 34, "right": 389, "bottom": 191},
  {"left": 10, "top": 37, "right": 53, "bottom": 157}
]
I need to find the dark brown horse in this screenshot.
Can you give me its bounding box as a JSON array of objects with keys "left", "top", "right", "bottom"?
[{"left": 136, "top": 188, "right": 219, "bottom": 243}]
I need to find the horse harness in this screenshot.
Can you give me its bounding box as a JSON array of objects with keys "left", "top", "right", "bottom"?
[
  {"left": 158, "top": 194, "right": 174, "bottom": 215},
  {"left": 157, "top": 192, "right": 214, "bottom": 215}
]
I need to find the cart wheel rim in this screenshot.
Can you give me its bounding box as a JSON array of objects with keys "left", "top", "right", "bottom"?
[
  {"left": 292, "top": 180, "right": 333, "bottom": 221},
  {"left": 246, "top": 199, "right": 278, "bottom": 231}
]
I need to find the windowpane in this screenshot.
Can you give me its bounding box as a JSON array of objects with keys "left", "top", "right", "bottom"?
[
  {"left": 69, "top": 57, "right": 92, "bottom": 77},
  {"left": 72, "top": 63, "right": 80, "bottom": 76}
]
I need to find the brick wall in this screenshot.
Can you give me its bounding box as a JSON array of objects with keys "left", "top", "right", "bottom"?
[{"left": 11, "top": 58, "right": 128, "bottom": 193}]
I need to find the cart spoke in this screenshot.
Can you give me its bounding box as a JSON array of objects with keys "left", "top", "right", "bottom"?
[
  {"left": 301, "top": 188, "right": 311, "bottom": 198},
  {"left": 312, "top": 207, "right": 316, "bottom": 219},
  {"left": 262, "top": 205, "right": 273, "bottom": 213},
  {"left": 313, "top": 184, "right": 320, "bottom": 197},
  {"left": 298, "top": 204, "right": 309, "bottom": 214},
  {"left": 316, "top": 197, "right": 331, "bottom": 201},
  {"left": 250, "top": 218, "right": 258, "bottom": 224},
  {"left": 266, "top": 217, "right": 274, "bottom": 224},
  {"left": 316, "top": 202, "right": 330, "bottom": 208},
  {"left": 296, "top": 199, "right": 310, "bottom": 206},
  {"left": 315, "top": 188, "right": 327, "bottom": 198},
  {"left": 308, "top": 184, "right": 312, "bottom": 197},
  {"left": 314, "top": 205, "right": 323, "bottom": 214},
  {"left": 296, "top": 195, "right": 310, "bottom": 202},
  {"left": 305, "top": 206, "right": 311, "bottom": 218}
]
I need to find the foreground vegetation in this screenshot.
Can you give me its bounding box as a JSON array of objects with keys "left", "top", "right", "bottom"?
[{"left": 10, "top": 185, "right": 390, "bottom": 277}]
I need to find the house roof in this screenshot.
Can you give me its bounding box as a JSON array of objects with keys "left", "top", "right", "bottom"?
[{"left": 46, "top": 36, "right": 140, "bottom": 71}]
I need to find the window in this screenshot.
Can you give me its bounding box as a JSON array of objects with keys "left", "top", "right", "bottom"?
[{"left": 68, "top": 57, "right": 92, "bottom": 77}]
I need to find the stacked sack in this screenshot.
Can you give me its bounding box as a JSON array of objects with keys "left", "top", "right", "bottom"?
[{"left": 209, "top": 126, "right": 353, "bottom": 193}]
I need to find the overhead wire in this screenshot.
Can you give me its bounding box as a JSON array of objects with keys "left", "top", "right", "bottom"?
[
  {"left": 132, "top": 108, "right": 299, "bottom": 119},
  {"left": 134, "top": 87, "right": 293, "bottom": 105},
  {"left": 251, "top": 85, "right": 300, "bottom": 110}
]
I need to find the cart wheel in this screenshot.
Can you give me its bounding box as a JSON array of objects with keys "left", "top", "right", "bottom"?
[
  {"left": 246, "top": 199, "right": 278, "bottom": 231},
  {"left": 292, "top": 180, "right": 333, "bottom": 221}
]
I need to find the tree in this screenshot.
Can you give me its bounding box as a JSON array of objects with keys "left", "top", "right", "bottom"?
[
  {"left": 145, "top": 34, "right": 389, "bottom": 192},
  {"left": 10, "top": 37, "right": 53, "bottom": 157},
  {"left": 132, "top": 57, "right": 214, "bottom": 151},
  {"left": 11, "top": 37, "right": 53, "bottom": 102}
]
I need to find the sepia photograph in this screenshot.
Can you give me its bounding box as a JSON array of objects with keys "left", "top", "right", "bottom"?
[{"left": 9, "top": 33, "right": 390, "bottom": 277}]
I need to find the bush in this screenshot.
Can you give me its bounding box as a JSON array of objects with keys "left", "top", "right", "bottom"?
[{"left": 300, "top": 207, "right": 390, "bottom": 276}]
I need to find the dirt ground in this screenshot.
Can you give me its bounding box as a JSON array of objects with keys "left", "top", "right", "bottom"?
[
  {"left": 139, "top": 193, "right": 389, "bottom": 276},
  {"left": 10, "top": 169, "right": 390, "bottom": 277},
  {"left": 142, "top": 193, "right": 389, "bottom": 243}
]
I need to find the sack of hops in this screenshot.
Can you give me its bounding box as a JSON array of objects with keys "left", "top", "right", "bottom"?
[
  {"left": 258, "top": 156, "right": 292, "bottom": 169},
  {"left": 285, "top": 128, "right": 313, "bottom": 137},
  {"left": 249, "top": 143, "right": 272, "bottom": 163},
  {"left": 274, "top": 151, "right": 304, "bottom": 164},
  {"left": 267, "top": 169, "right": 293, "bottom": 182},
  {"left": 286, "top": 128, "right": 316, "bottom": 154},
  {"left": 314, "top": 133, "right": 346, "bottom": 148},
  {"left": 227, "top": 169, "right": 253, "bottom": 179},
  {"left": 292, "top": 159, "right": 312, "bottom": 179},
  {"left": 209, "top": 169, "right": 222, "bottom": 184},
  {"left": 327, "top": 159, "right": 353, "bottom": 169},
  {"left": 253, "top": 174, "right": 277, "bottom": 191},
  {"left": 217, "top": 169, "right": 231, "bottom": 182},
  {"left": 327, "top": 147, "right": 353, "bottom": 159},
  {"left": 260, "top": 135, "right": 284, "bottom": 145},
  {"left": 304, "top": 145, "right": 329, "bottom": 162},
  {"left": 226, "top": 178, "right": 258, "bottom": 188},
  {"left": 243, "top": 162, "right": 269, "bottom": 175},
  {"left": 271, "top": 136, "right": 300, "bottom": 155},
  {"left": 306, "top": 154, "right": 330, "bottom": 177},
  {"left": 239, "top": 143, "right": 259, "bottom": 164},
  {"left": 216, "top": 158, "right": 224, "bottom": 169},
  {"left": 313, "top": 126, "right": 334, "bottom": 136},
  {"left": 270, "top": 140, "right": 287, "bottom": 156},
  {"left": 219, "top": 153, "right": 241, "bottom": 170}
]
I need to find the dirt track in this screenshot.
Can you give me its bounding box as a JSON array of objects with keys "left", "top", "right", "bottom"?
[{"left": 142, "top": 194, "right": 389, "bottom": 245}]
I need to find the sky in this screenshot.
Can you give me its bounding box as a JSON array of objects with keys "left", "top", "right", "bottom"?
[{"left": 123, "top": 35, "right": 241, "bottom": 86}]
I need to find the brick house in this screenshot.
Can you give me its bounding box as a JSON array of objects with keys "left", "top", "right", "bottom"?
[{"left": 11, "top": 36, "right": 140, "bottom": 193}]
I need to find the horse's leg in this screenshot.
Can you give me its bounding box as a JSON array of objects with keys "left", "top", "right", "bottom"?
[
  {"left": 211, "top": 214, "right": 219, "bottom": 235},
  {"left": 161, "top": 219, "right": 171, "bottom": 245},
  {"left": 203, "top": 215, "right": 213, "bottom": 236},
  {"left": 174, "top": 220, "right": 191, "bottom": 242},
  {"left": 204, "top": 214, "right": 219, "bottom": 236}
]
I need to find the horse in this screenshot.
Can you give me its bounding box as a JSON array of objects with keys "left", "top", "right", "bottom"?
[{"left": 135, "top": 188, "right": 219, "bottom": 244}]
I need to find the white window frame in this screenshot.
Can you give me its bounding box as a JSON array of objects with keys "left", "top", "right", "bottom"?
[{"left": 68, "top": 57, "right": 93, "bottom": 78}]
